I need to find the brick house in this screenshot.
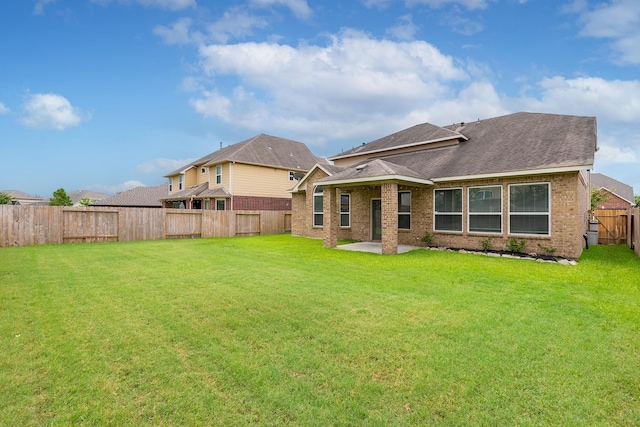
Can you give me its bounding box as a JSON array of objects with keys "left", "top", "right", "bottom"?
[
  {"left": 162, "top": 134, "right": 320, "bottom": 210},
  {"left": 590, "top": 173, "right": 635, "bottom": 210},
  {"left": 291, "top": 112, "right": 597, "bottom": 259}
]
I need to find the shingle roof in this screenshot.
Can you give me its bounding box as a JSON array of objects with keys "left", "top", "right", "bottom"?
[
  {"left": 159, "top": 182, "right": 231, "bottom": 200},
  {"left": 92, "top": 183, "right": 168, "bottom": 207},
  {"left": 165, "top": 134, "right": 320, "bottom": 177},
  {"left": 591, "top": 173, "right": 635, "bottom": 202},
  {"left": 1, "top": 190, "right": 44, "bottom": 200},
  {"left": 324, "top": 112, "right": 597, "bottom": 185},
  {"left": 69, "top": 190, "right": 109, "bottom": 205},
  {"left": 316, "top": 159, "right": 431, "bottom": 186}
]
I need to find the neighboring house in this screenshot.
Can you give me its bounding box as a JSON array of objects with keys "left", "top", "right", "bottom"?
[
  {"left": 1, "top": 190, "right": 47, "bottom": 205},
  {"left": 292, "top": 112, "right": 597, "bottom": 259},
  {"left": 69, "top": 190, "right": 109, "bottom": 206},
  {"left": 91, "top": 183, "right": 168, "bottom": 208},
  {"left": 590, "top": 173, "right": 635, "bottom": 209},
  {"left": 161, "top": 134, "right": 320, "bottom": 210}
]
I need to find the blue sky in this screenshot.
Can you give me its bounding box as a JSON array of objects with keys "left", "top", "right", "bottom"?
[{"left": 1, "top": 0, "right": 639, "bottom": 199}]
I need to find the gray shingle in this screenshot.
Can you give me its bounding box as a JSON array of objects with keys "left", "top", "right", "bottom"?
[
  {"left": 591, "top": 173, "right": 635, "bottom": 202},
  {"left": 92, "top": 183, "right": 168, "bottom": 207}
]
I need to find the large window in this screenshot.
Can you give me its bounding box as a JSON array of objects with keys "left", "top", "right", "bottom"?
[
  {"left": 468, "top": 186, "right": 502, "bottom": 233},
  {"left": 313, "top": 186, "right": 323, "bottom": 227},
  {"left": 398, "top": 191, "right": 411, "bottom": 230},
  {"left": 434, "top": 188, "right": 463, "bottom": 232},
  {"left": 509, "top": 183, "right": 550, "bottom": 235},
  {"left": 215, "top": 165, "right": 222, "bottom": 185},
  {"left": 340, "top": 194, "right": 350, "bottom": 228}
]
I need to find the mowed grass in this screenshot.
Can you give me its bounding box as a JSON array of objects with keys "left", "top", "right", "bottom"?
[{"left": 1, "top": 235, "right": 639, "bottom": 426}]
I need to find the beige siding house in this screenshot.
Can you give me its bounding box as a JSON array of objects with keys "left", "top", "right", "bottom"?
[
  {"left": 292, "top": 112, "right": 597, "bottom": 259},
  {"left": 162, "top": 134, "right": 320, "bottom": 210}
]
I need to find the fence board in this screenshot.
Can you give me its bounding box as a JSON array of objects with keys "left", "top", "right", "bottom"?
[
  {"left": 0, "top": 206, "right": 290, "bottom": 247},
  {"left": 593, "top": 209, "right": 628, "bottom": 245},
  {"left": 630, "top": 207, "right": 639, "bottom": 258}
]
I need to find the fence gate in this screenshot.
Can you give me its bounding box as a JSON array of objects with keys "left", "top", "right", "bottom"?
[{"left": 593, "top": 209, "right": 628, "bottom": 245}]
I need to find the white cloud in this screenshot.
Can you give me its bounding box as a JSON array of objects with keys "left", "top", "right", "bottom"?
[
  {"left": 206, "top": 7, "right": 270, "bottom": 43},
  {"left": 597, "top": 145, "right": 639, "bottom": 165},
  {"left": 249, "top": 0, "right": 313, "bottom": 20},
  {"left": 386, "top": 14, "right": 420, "bottom": 41},
  {"left": 136, "top": 158, "right": 198, "bottom": 174},
  {"left": 0, "top": 102, "right": 9, "bottom": 115},
  {"left": 20, "top": 93, "right": 88, "bottom": 130},
  {"left": 406, "top": 0, "right": 489, "bottom": 10},
  {"left": 191, "top": 30, "right": 468, "bottom": 142},
  {"left": 515, "top": 76, "right": 640, "bottom": 124},
  {"left": 570, "top": 0, "right": 640, "bottom": 64},
  {"left": 91, "top": 0, "right": 196, "bottom": 11},
  {"left": 34, "top": 0, "right": 56, "bottom": 15},
  {"left": 154, "top": 17, "right": 197, "bottom": 45}
]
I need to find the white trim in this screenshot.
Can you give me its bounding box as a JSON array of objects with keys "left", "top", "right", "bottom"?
[
  {"left": 328, "top": 135, "right": 467, "bottom": 161},
  {"left": 316, "top": 174, "right": 434, "bottom": 187},
  {"left": 313, "top": 185, "right": 323, "bottom": 227},
  {"left": 595, "top": 186, "right": 635, "bottom": 205},
  {"left": 290, "top": 163, "right": 336, "bottom": 193},
  {"left": 215, "top": 165, "right": 222, "bottom": 185},
  {"left": 467, "top": 185, "right": 503, "bottom": 234},
  {"left": 507, "top": 182, "right": 551, "bottom": 237},
  {"left": 432, "top": 165, "right": 593, "bottom": 183},
  {"left": 398, "top": 190, "right": 411, "bottom": 230},
  {"left": 434, "top": 187, "right": 463, "bottom": 233}
]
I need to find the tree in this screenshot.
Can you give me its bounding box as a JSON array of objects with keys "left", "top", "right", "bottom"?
[
  {"left": 79, "top": 197, "right": 94, "bottom": 206},
  {"left": 49, "top": 188, "right": 73, "bottom": 206},
  {"left": 0, "top": 192, "right": 12, "bottom": 205},
  {"left": 636, "top": 195, "right": 640, "bottom": 207},
  {"left": 590, "top": 187, "right": 611, "bottom": 211}
]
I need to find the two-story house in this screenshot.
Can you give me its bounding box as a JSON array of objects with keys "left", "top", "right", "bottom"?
[{"left": 162, "top": 134, "right": 320, "bottom": 210}]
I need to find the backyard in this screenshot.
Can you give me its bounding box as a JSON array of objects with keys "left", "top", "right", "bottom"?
[{"left": 1, "top": 235, "right": 639, "bottom": 425}]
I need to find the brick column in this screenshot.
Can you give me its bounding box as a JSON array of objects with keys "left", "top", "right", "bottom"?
[
  {"left": 323, "top": 187, "right": 338, "bottom": 248},
  {"left": 381, "top": 182, "right": 398, "bottom": 254}
]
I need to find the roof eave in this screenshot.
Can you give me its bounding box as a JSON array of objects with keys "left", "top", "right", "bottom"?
[{"left": 290, "top": 163, "right": 336, "bottom": 193}]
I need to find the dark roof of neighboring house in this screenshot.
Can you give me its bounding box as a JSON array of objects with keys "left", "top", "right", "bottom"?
[
  {"left": 319, "top": 112, "right": 597, "bottom": 185},
  {"left": 591, "top": 173, "right": 635, "bottom": 203},
  {"left": 165, "top": 134, "right": 321, "bottom": 177},
  {"left": 69, "top": 190, "right": 109, "bottom": 205},
  {"left": 92, "top": 183, "right": 168, "bottom": 207},
  {"left": 1, "top": 190, "right": 45, "bottom": 200}
]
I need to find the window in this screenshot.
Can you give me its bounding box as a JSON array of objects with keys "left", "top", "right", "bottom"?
[
  {"left": 509, "top": 183, "right": 550, "bottom": 235},
  {"left": 201, "top": 167, "right": 207, "bottom": 174},
  {"left": 204, "top": 199, "right": 210, "bottom": 210},
  {"left": 169, "top": 177, "right": 173, "bottom": 192},
  {"left": 215, "top": 165, "right": 222, "bottom": 185},
  {"left": 289, "top": 171, "right": 296, "bottom": 181},
  {"left": 434, "top": 188, "right": 463, "bottom": 232},
  {"left": 216, "top": 199, "right": 226, "bottom": 211},
  {"left": 340, "top": 194, "right": 350, "bottom": 228},
  {"left": 398, "top": 191, "right": 411, "bottom": 230},
  {"left": 468, "top": 186, "right": 502, "bottom": 233},
  {"left": 178, "top": 175, "right": 183, "bottom": 190},
  {"left": 313, "top": 185, "right": 323, "bottom": 227}
]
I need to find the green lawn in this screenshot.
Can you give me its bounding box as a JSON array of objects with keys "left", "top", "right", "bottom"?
[{"left": 1, "top": 235, "right": 639, "bottom": 426}]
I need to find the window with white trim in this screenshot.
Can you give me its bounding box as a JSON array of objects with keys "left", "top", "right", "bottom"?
[
  {"left": 468, "top": 186, "right": 502, "bottom": 233},
  {"left": 398, "top": 191, "right": 411, "bottom": 230},
  {"left": 508, "top": 183, "right": 550, "bottom": 235},
  {"left": 178, "top": 175, "right": 183, "bottom": 190},
  {"left": 216, "top": 199, "right": 226, "bottom": 211},
  {"left": 313, "top": 185, "right": 323, "bottom": 227},
  {"left": 434, "top": 188, "right": 463, "bottom": 232},
  {"left": 289, "top": 171, "right": 296, "bottom": 181},
  {"left": 169, "top": 177, "right": 173, "bottom": 192},
  {"left": 215, "top": 165, "right": 222, "bottom": 184},
  {"left": 340, "top": 194, "right": 350, "bottom": 228}
]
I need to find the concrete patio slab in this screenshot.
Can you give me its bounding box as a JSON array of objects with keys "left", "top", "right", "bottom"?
[{"left": 336, "top": 241, "right": 423, "bottom": 254}]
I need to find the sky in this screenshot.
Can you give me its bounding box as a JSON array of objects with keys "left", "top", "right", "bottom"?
[{"left": 1, "top": 0, "right": 639, "bottom": 199}]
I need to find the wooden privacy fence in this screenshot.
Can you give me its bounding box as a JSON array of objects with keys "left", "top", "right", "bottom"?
[
  {"left": 0, "top": 206, "right": 292, "bottom": 247},
  {"left": 593, "top": 209, "right": 628, "bottom": 245},
  {"left": 630, "top": 207, "right": 639, "bottom": 259}
]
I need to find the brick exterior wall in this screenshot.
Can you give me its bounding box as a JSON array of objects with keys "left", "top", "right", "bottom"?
[
  {"left": 596, "top": 191, "right": 634, "bottom": 210},
  {"left": 293, "top": 171, "right": 590, "bottom": 259}
]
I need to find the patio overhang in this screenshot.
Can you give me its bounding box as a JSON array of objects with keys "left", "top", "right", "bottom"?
[{"left": 315, "top": 174, "right": 434, "bottom": 188}]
